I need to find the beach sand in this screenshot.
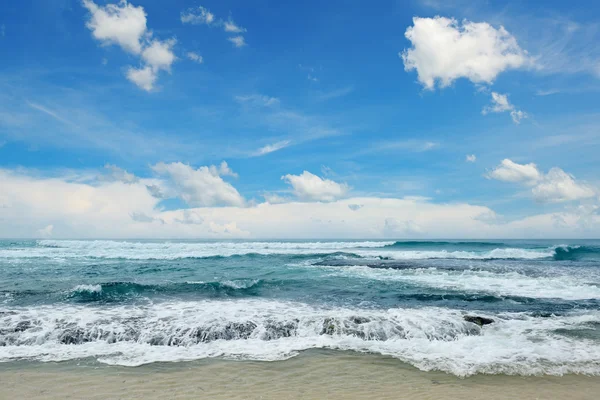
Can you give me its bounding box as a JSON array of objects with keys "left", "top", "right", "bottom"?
[{"left": 0, "top": 351, "right": 598, "bottom": 399}]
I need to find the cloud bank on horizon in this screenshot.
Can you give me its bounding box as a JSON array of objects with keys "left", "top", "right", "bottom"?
[{"left": 0, "top": 0, "right": 599, "bottom": 238}]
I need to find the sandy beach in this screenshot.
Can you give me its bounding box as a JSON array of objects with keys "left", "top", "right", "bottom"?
[{"left": 1, "top": 351, "right": 598, "bottom": 400}]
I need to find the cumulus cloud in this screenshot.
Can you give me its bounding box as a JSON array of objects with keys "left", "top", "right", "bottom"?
[
  {"left": 186, "top": 51, "right": 203, "bottom": 64},
  {"left": 401, "top": 16, "right": 531, "bottom": 89},
  {"left": 174, "top": 209, "right": 204, "bottom": 225},
  {"left": 126, "top": 66, "right": 157, "bottom": 91},
  {"left": 211, "top": 161, "right": 238, "bottom": 178},
  {"left": 208, "top": 221, "right": 249, "bottom": 237},
  {"left": 466, "top": 154, "right": 477, "bottom": 162},
  {"left": 262, "top": 193, "right": 291, "bottom": 204},
  {"left": 37, "top": 224, "right": 54, "bottom": 238},
  {"left": 103, "top": 164, "right": 138, "bottom": 184},
  {"left": 384, "top": 218, "right": 423, "bottom": 237},
  {"left": 141, "top": 39, "right": 177, "bottom": 72},
  {"left": 82, "top": 1, "right": 176, "bottom": 91},
  {"left": 130, "top": 211, "right": 157, "bottom": 223},
  {"left": 482, "top": 92, "right": 527, "bottom": 124},
  {"left": 228, "top": 35, "right": 246, "bottom": 48},
  {"left": 488, "top": 159, "right": 595, "bottom": 203},
  {"left": 532, "top": 168, "right": 595, "bottom": 203},
  {"left": 152, "top": 162, "right": 245, "bottom": 207},
  {"left": 1, "top": 168, "right": 599, "bottom": 238},
  {"left": 488, "top": 159, "right": 541, "bottom": 183},
  {"left": 282, "top": 171, "right": 349, "bottom": 202},
  {"left": 348, "top": 204, "right": 363, "bottom": 211},
  {"left": 82, "top": 0, "right": 147, "bottom": 54}
]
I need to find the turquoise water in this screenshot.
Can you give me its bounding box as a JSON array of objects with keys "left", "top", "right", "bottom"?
[{"left": 1, "top": 239, "right": 600, "bottom": 376}]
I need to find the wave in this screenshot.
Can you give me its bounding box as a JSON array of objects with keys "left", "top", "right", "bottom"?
[
  {"left": 354, "top": 247, "right": 555, "bottom": 260},
  {"left": 1, "top": 300, "right": 599, "bottom": 376},
  {"left": 0, "top": 240, "right": 594, "bottom": 261},
  {"left": 66, "top": 280, "right": 264, "bottom": 302},
  {"left": 553, "top": 245, "right": 600, "bottom": 261},
  {"left": 311, "top": 264, "right": 600, "bottom": 300},
  {"left": 382, "top": 241, "right": 506, "bottom": 248}
]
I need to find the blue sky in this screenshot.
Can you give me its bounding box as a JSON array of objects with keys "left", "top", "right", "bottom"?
[{"left": 0, "top": 0, "right": 599, "bottom": 238}]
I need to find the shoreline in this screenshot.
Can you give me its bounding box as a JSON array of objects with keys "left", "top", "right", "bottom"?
[{"left": 1, "top": 350, "right": 599, "bottom": 399}]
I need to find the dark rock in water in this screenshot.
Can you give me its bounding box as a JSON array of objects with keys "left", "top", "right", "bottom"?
[
  {"left": 350, "top": 316, "right": 370, "bottom": 324},
  {"left": 59, "top": 328, "right": 90, "bottom": 345},
  {"left": 321, "top": 317, "right": 337, "bottom": 335},
  {"left": 14, "top": 320, "right": 31, "bottom": 332},
  {"left": 0, "top": 311, "right": 17, "bottom": 316},
  {"left": 464, "top": 316, "right": 494, "bottom": 326},
  {"left": 262, "top": 319, "right": 299, "bottom": 340}
]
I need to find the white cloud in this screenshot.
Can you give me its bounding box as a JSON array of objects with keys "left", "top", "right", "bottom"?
[
  {"left": 181, "top": 7, "right": 247, "bottom": 48},
  {"left": 482, "top": 92, "right": 527, "bottom": 124},
  {"left": 316, "top": 86, "right": 354, "bottom": 101},
  {"left": 253, "top": 140, "right": 291, "bottom": 156},
  {"left": 235, "top": 94, "right": 280, "bottom": 107},
  {"left": 181, "top": 6, "right": 215, "bottom": 25},
  {"left": 208, "top": 221, "right": 249, "bottom": 237},
  {"left": 488, "top": 159, "right": 541, "bottom": 183},
  {"left": 82, "top": 1, "right": 176, "bottom": 91},
  {"left": 152, "top": 162, "right": 245, "bottom": 207},
  {"left": 126, "top": 66, "right": 157, "bottom": 92},
  {"left": 224, "top": 18, "right": 246, "bottom": 33},
  {"left": 82, "top": 0, "right": 147, "bottom": 54},
  {"left": 211, "top": 161, "right": 238, "bottom": 178},
  {"left": 27, "top": 102, "right": 75, "bottom": 126},
  {"left": 282, "top": 171, "right": 349, "bottom": 202},
  {"left": 262, "top": 193, "right": 290, "bottom": 204},
  {"left": 401, "top": 16, "right": 531, "bottom": 89},
  {"left": 466, "top": 154, "right": 477, "bottom": 162},
  {"left": 103, "top": 164, "right": 138, "bottom": 184},
  {"left": 186, "top": 51, "right": 203, "bottom": 64},
  {"left": 141, "top": 39, "right": 177, "bottom": 72},
  {"left": 482, "top": 92, "right": 512, "bottom": 113},
  {"left": 175, "top": 209, "right": 204, "bottom": 225},
  {"left": 422, "top": 141, "right": 439, "bottom": 151},
  {"left": 37, "top": 224, "right": 54, "bottom": 238},
  {"left": 1, "top": 168, "right": 599, "bottom": 238},
  {"left": 489, "top": 159, "right": 596, "bottom": 203},
  {"left": 228, "top": 35, "right": 246, "bottom": 48},
  {"left": 384, "top": 218, "right": 423, "bottom": 236},
  {"left": 532, "top": 168, "right": 595, "bottom": 203},
  {"left": 130, "top": 211, "right": 157, "bottom": 223},
  {"left": 510, "top": 109, "right": 527, "bottom": 124}
]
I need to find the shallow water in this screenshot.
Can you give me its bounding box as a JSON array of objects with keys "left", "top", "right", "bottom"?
[{"left": 1, "top": 239, "right": 599, "bottom": 376}]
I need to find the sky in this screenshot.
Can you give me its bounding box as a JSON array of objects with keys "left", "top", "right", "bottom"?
[{"left": 0, "top": 0, "right": 599, "bottom": 239}]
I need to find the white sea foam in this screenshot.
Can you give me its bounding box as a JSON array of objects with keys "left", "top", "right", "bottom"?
[
  {"left": 1, "top": 299, "right": 599, "bottom": 376},
  {"left": 71, "top": 284, "right": 103, "bottom": 293},
  {"left": 354, "top": 247, "right": 554, "bottom": 260},
  {"left": 221, "top": 279, "right": 261, "bottom": 289},
  {"left": 0, "top": 240, "right": 557, "bottom": 260},
  {"left": 313, "top": 265, "right": 600, "bottom": 300}
]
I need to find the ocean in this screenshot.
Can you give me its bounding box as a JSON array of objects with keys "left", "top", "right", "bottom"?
[{"left": 1, "top": 239, "right": 599, "bottom": 377}]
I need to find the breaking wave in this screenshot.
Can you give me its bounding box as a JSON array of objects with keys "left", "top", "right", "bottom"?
[
  {"left": 1, "top": 300, "right": 599, "bottom": 376},
  {"left": 0, "top": 240, "right": 591, "bottom": 261}
]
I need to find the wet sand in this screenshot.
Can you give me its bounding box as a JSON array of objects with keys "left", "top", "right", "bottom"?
[{"left": 0, "top": 351, "right": 598, "bottom": 399}]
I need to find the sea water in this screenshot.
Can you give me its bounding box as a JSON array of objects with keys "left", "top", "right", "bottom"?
[{"left": 1, "top": 239, "right": 599, "bottom": 376}]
